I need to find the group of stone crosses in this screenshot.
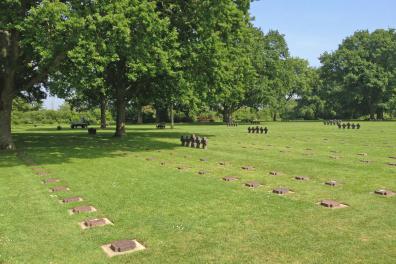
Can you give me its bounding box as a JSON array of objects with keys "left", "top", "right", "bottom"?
[
  {"left": 180, "top": 134, "right": 208, "bottom": 149},
  {"left": 248, "top": 126, "right": 269, "bottom": 134},
  {"left": 226, "top": 122, "right": 238, "bottom": 127},
  {"left": 324, "top": 120, "right": 361, "bottom": 129}
]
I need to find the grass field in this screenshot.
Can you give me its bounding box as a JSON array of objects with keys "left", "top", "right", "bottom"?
[{"left": 1, "top": 122, "right": 395, "bottom": 263}]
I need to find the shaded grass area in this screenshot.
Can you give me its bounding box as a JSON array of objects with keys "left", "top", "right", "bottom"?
[{"left": 1, "top": 122, "right": 395, "bottom": 263}]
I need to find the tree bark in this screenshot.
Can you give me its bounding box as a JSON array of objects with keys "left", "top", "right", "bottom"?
[
  {"left": 100, "top": 95, "right": 107, "bottom": 129},
  {"left": 273, "top": 112, "right": 277, "bottom": 121},
  {"left": 114, "top": 87, "right": 126, "bottom": 137},
  {"left": 170, "top": 104, "right": 174, "bottom": 129},
  {"left": 0, "top": 79, "right": 15, "bottom": 150},
  {"left": 222, "top": 107, "right": 233, "bottom": 123},
  {"left": 137, "top": 102, "right": 143, "bottom": 124}
]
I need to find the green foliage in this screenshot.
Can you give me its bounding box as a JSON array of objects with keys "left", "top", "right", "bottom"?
[
  {"left": 11, "top": 103, "right": 113, "bottom": 125},
  {"left": 319, "top": 29, "right": 396, "bottom": 119}
]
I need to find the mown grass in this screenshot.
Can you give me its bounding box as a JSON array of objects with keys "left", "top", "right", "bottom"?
[{"left": 0, "top": 122, "right": 395, "bottom": 263}]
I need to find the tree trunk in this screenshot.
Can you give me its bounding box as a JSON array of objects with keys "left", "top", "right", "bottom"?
[
  {"left": 376, "top": 109, "right": 384, "bottom": 120},
  {"left": 0, "top": 83, "right": 15, "bottom": 150},
  {"left": 114, "top": 88, "right": 126, "bottom": 137},
  {"left": 222, "top": 108, "right": 233, "bottom": 123},
  {"left": 273, "top": 112, "right": 277, "bottom": 121},
  {"left": 100, "top": 95, "right": 107, "bottom": 129},
  {"left": 170, "top": 104, "right": 174, "bottom": 129},
  {"left": 137, "top": 103, "right": 143, "bottom": 124}
]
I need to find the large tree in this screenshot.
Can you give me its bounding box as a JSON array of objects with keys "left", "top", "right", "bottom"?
[
  {"left": 320, "top": 29, "right": 396, "bottom": 119},
  {"left": 0, "top": 0, "right": 87, "bottom": 149}
]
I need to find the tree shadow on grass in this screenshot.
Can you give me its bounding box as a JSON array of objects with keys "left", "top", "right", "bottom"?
[{"left": 4, "top": 129, "right": 215, "bottom": 168}]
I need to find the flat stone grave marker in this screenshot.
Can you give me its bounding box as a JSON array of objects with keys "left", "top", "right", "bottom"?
[
  {"left": 50, "top": 186, "right": 69, "bottom": 192},
  {"left": 389, "top": 156, "right": 396, "bottom": 160},
  {"left": 360, "top": 160, "right": 371, "bottom": 163},
  {"left": 101, "top": 239, "right": 145, "bottom": 257},
  {"left": 269, "top": 171, "right": 280, "bottom": 176},
  {"left": 329, "top": 155, "right": 341, "bottom": 160},
  {"left": 357, "top": 153, "right": 368, "bottom": 156},
  {"left": 62, "top": 196, "right": 83, "bottom": 203},
  {"left": 241, "top": 166, "right": 255, "bottom": 171},
  {"left": 319, "top": 200, "right": 347, "bottom": 208},
  {"left": 272, "top": 188, "right": 290, "bottom": 195},
  {"left": 198, "top": 170, "right": 208, "bottom": 175},
  {"left": 374, "top": 189, "right": 395, "bottom": 197},
  {"left": 200, "top": 158, "right": 208, "bottom": 162},
  {"left": 218, "top": 161, "right": 226, "bottom": 166},
  {"left": 325, "top": 181, "right": 337, "bottom": 186},
  {"left": 43, "top": 178, "right": 60, "bottom": 184},
  {"left": 387, "top": 162, "right": 396, "bottom": 166},
  {"left": 36, "top": 171, "right": 49, "bottom": 176},
  {"left": 71, "top": 205, "right": 96, "bottom": 214},
  {"left": 305, "top": 148, "right": 313, "bottom": 151},
  {"left": 80, "top": 218, "right": 112, "bottom": 229},
  {"left": 146, "top": 157, "right": 155, "bottom": 161},
  {"left": 223, "top": 176, "right": 239, "bottom": 182},
  {"left": 245, "top": 181, "right": 261, "bottom": 188},
  {"left": 295, "top": 176, "right": 309, "bottom": 181}
]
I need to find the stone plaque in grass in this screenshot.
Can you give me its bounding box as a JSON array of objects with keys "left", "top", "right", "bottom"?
[
  {"left": 241, "top": 166, "right": 255, "bottom": 171},
  {"left": 374, "top": 189, "right": 395, "bottom": 197},
  {"left": 198, "top": 170, "right": 208, "bottom": 175},
  {"left": 305, "top": 148, "right": 313, "bottom": 151},
  {"left": 245, "top": 181, "right": 261, "bottom": 188},
  {"left": 389, "top": 156, "right": 396, "bottom": 159},
  {"left": 325, "top": 181, "right": 337, "bottom": 186},
  {"left": 329, "top": 155, "right": 340, "bottom": 160},
  {"left": 223, "top": 176, "right": 239, "bottom": 182},
  {"left": 295, "top": 176, "right": 309, "bottom": 181},
  {"left": 360, "top": 160, "right": 371, "bottom": 164},
  {"left": 101, "top": 239, "right": 145, "bottom": 257},
  {"left": 43, "top": 178, "right": 60, "bottom": 184},
  {"left": 83, "top": 218, "right": 108, "bottom": 228},
  {"left": 36, "top": 171, "right": 49, "bottom": 176},
  {"left": 218, "top": 161, "right": 226, "bottom": 166},
  {"left": 110, "top": 240, "right": 136, "bottom": 252},
  {"left": 387, "top": 162, "right": 396, "bottom": 166},
  {"left": 320, "top": 200, "right": 347, "bottom": 208},
  {"left": 357, "top": 153, "right": 368, "bottom": 156},
  {"left": 200, "top": 158, "right": 208, "bottom": 162},
  {"left": 269, "top": 171, "right": 280, "bottom": 176},
  {"left": 72, "top": 205, "right": 96, "bottom": 214},
  {"left": 51, "top": 186, "right": 69, "bottom": 192},
  {"left": 62, "top": 196, "right": 82, "bottom": 203},
  {"left": 146, "top": 157, "right": 155, "bottom": 161},
  {"left": 272, "top": 188, "right": 290, "bottom": 195}
]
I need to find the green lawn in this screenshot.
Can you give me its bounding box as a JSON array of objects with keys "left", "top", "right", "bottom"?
[{"left": 1, "top": 122, "right": 395, "bottom": 263}]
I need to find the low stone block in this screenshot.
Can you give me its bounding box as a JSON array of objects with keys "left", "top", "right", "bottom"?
[
  {"left": 62, "top": 196, "right": 82, "bottom": 203},
  {"left": 295, "top": 176, "right": 309, "bottom": 181},
  {"left": 273, "top": 188, "right": 289, "bottom": 195},
  {"left": 241, "top": 166, "right": 255, "bottom": 171},
  {"left": 269, "top": 171, "right": 279, "bottom": 176},
  {"left": 71, "top": 205, "right": 96, "bottom": 214},
  {"left": 374, "top": 189, "right": 395, "bottom": 196},
  {"left": 101, "top": 239, "right": 145, "bottom": 257},
  {"left": 51, "top": 186, "right": 69, "bottom": 192},
  {"left": 320, "top": 200, "right": 342, "bottom": 208},
  {"left": 245, "top": 181, "right": 261, "bottom": 188},
  {"left": 43, "top": 178, "right": 60, "bottom": 184},
  {"left": 325, "top": 181, "right": 337, "bottom": 186},
  {"left": 222, "top": 176, "right": 239, "bottom": 182}
]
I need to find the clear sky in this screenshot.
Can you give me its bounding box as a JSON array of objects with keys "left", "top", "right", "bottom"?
[
  {"left": 44, "top": 0, "right": 396, "bottom": 109},
  {"left": 250, "top": 0, "right": 396, "bottom": 67}
]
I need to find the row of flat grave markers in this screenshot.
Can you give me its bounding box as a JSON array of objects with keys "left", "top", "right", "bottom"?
[
  {"left": 33, "top": 160, "right": 146, "bottom": 258},
  {"left": 338, "top": 122, "right": 361, "bottom": 129},
  {"left": 180, "top": 134, "right": 208, "bottom": 149},
  {"left": 247, "top": 126, "right": 269, "bottom": 134},
  {"left": 323, "top": 119, "right": 342, "bottom": 125}
]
